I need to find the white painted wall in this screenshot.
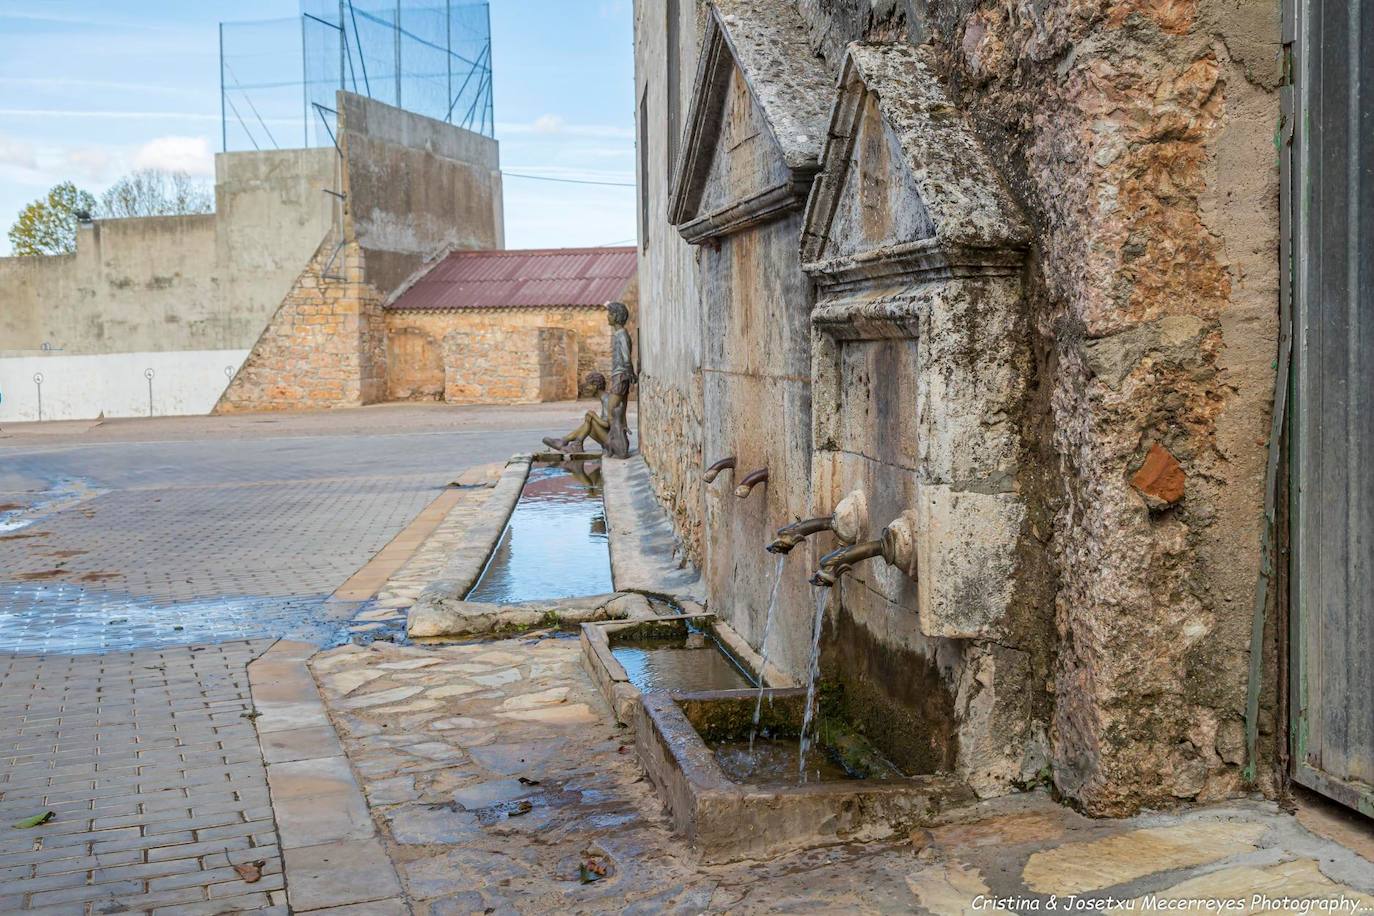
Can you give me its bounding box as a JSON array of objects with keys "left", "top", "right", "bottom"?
[{"left": 0, "top": 350, "right": 249, "bottom": 422}]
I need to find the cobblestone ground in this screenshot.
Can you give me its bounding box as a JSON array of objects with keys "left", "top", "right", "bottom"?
[
  {"left": 312, "top": 638, "right": 1374, "bottom": 914},
  {"left": 0, "top": 404, "right": 583, "bottom": 914}
]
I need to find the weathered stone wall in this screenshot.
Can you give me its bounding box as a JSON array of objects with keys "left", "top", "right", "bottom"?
[
  {"left": 800, "top": 0, "right": 1280, "bottom": 817},
  {"left": 634, "top": 0, "right": 1282, "bottom": 815},
  {"left": 383, "top": 307, "right": 612, "bottom": 403},
  {"left": 216, "top": 238, "right": 386, "bottom": 411},
  {"left": 442, "top": 325, "right": 578, "bottom": 404},
  {"left": 634, "top": 0, "right": 709, "bottom": 568}
]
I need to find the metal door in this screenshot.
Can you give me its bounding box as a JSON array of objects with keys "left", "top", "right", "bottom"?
[{"left": 1290, "top": 0, "right": 1374, "bottom": 813}]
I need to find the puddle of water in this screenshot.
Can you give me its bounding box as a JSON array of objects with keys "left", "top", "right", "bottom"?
[
  {"left": 0, "top": 477, "right": 104, "bottom": 532},
  {"left": 0, "top": 581, "right": 345, "bottom": 655},
  {"left": 612, "top": 628, "right": 755, "bottom": 693},
  {"left": 713, "top": 737, "right": 858, "bottom": 784},
  {"left": 465, "top": 465, "right": 612, "bottom": 604}
]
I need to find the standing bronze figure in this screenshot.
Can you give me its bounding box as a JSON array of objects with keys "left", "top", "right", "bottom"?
[
  {"left": 604, "top": 301, "right": 635, "bottom": 459},
  {"left": 541, "top": 302, "right": 636, "bottom": 459}
]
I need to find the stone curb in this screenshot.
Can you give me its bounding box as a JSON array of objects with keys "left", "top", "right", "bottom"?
[
  {"left": 406, "top": 591, "right": 651, "bottom": 638},
  {"left": 414, "top": 455, "right": 532, "bottom": 604},
  {"left": 247, "top": 640, "right": 406, "bottom": 914},
  {"left": 602, "top": 455, "right": 705, "bottom": 601}
]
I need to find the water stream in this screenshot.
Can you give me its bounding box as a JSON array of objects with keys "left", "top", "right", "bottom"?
[
  {"left": 798, "top": 581, "right": 833, "bottom": 782},
  {"left": 465, "top": 464, "right": 612, "bottom": 604},
  {"left": 748, "top": 555, "right": 787, "bottom": 751}
]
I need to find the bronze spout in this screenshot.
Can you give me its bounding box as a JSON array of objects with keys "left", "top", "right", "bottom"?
[
  {"left": 766, "top": 516, "right": 833, "bottom": 554},
  {"left": 703, "top": 456, "right": 736, "bottom": 484},
  {"left": 809, "top": 539, "right": 883, "bottom": 587},
  {"left": 734, "top": 468, "right": 769, "bottom": 498}
]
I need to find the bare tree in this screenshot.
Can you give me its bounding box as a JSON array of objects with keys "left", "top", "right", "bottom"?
[{"left": 98, "top": 169, "right": 214, "bottom": 219}]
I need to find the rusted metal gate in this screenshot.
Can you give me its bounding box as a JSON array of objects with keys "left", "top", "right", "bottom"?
[{"left": 1288, "top": 0, "right": 1374, "bottom": 813}]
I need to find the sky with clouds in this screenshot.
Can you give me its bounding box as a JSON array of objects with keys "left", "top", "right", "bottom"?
[{"left": 0, "top": 0, "right": 636, "bottom": 256}]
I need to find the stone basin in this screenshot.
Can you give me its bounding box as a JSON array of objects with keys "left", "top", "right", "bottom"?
[
  {"left": 635, "top": 687, "right": 974, "bottom": 863},
  {"left": 580, "top": 613, "right": 787, "bottom": 724}
]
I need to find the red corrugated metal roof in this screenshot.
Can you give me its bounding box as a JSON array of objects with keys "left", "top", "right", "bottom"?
[{"left": 386, "top": 246, "right": 637, "bottom": 311}]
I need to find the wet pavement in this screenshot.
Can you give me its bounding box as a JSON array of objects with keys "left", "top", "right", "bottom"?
[
  {"left": 0, "top": 583, "right": 341, "bottom": 655},
  {"left": 311, "top": 635, "right": 1374, "bottom": 914},
  {"left": 0, "top": 407, "right": 583, "bottom": 655}
]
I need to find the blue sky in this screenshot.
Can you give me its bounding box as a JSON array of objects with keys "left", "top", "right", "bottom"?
[{"left": 0, "top": 0, "right": 636, "bottom": 255}]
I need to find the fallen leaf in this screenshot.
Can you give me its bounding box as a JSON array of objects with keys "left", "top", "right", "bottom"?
[
  {"left": 13, "top": 811, "right": 54, "bottom": 828},
  {"left": 517, "top": 777, "right": 540, "bottom": 786},
  {"left": 232, "top": 859, "right": 266, "bottom": 883},
  {"left": 579, "top": 858, "right": 608, "bottom": 884}
]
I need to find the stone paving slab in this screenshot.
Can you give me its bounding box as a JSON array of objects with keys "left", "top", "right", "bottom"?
[
  {"left": 0, "top": 641, "right": 285, "bottom": 914},
  {"left": 309, "top": 635, "right": 1374, "bottom": 914},
  {"left": 246, "top": 640, "right": 403, "bottom": 913}
]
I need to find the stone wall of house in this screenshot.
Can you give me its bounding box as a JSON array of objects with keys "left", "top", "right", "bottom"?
[
  {"left": 634, "top": 0, "right": 1282, "bottom": 816},
  {"left": 383, "top": 307, "right": 613, "bottom": 404},
  {"left": 634, "top": 0, "right": 709, "bottom": 568},
  {"left": 443, "top": 326, "right": 578, "bottom": 403},
  {"left": 216, "top": 238, "right": 386, "bottom": 411}
]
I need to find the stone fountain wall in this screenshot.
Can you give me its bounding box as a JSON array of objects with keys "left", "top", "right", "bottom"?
[{"left": 634, "top": 0, "right": 1282, "bottom": 815}]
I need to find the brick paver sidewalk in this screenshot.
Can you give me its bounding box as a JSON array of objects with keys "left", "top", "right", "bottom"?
[{"left": 0, "top": 641, "right": 283, "bottom": 914}]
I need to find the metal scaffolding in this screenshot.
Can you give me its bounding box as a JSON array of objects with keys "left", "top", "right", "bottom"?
[{"left": 221, "top": 1, "right": 494, "bottom": 152}]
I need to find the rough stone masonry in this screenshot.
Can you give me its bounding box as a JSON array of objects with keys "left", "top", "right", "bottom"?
[{"left": 633, "top": 0, "right": 1281, "bottom": 817}]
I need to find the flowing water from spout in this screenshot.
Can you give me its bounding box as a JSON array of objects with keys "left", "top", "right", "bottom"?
[
  {"left": 748, "top": 555, "right": 787, "bottom": 751},
  {"left": 798, "top": 582, "right": 832, "bottom": 782}
]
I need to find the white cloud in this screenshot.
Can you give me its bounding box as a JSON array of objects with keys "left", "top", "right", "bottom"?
[
  {"left": 63, "top": 147, "right": 115, "bottom": 182},
  {"left": 531, "top": 114, "right": 566, "bottom": 134},
  {"left": 133, "top": 136, "right": 214, "bottom": 176},
  {"left": 0, "top": 134, "right": 38, "bottom": 170}
]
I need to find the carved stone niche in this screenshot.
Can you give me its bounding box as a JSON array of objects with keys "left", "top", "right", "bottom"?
[
  {"left": 668, "top": 0, "right": 835, "bottom": 243},
  {"left": 801, "top": 42, "right": 1033, "bottom": 640}
]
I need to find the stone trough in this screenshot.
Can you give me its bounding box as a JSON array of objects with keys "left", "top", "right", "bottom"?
[
  {"left": 635, "top": 687, "right": 974, "bottom": 864},
  {"left": 579, "top": 611, "right": 790, "bottom": 724}
]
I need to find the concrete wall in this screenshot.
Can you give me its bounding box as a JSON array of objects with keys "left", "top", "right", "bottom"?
[
  {"left": 0, "top": 149, "right": 337, "bottom": 421},
  {"left": 339, "top": 92, "right": 504, "bottom": 297},
  {"left": 0, "top": 350, "right": 249, "bottom": 422},
  {"left": 0, "top": 149, "right": 337, "bottom": 359},
  {"left": 633, "top": 0, "right": 1282, "bottom": 816},
  {"left": 216, "top": 93, "right": 507, "bottom": 413}
]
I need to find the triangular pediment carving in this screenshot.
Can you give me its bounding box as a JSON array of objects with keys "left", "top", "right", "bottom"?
[
  {"left": 668, "top": 0, "right": 833, "bottom": 244},
  {"left": 800, "top": 43, "right": 1031, "bottom": 287}
]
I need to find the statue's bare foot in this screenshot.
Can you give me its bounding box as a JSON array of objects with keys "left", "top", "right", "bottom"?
[{"left": 542, "top": 436, "right": 582, "bottom": 455}]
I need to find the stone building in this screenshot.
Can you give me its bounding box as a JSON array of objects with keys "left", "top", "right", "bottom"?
[
  {"left": 382, "top": 247, "right": 638, "bottom": 404},
  {"left": 0, "top": 92, "right": 504, "bottom": 420},
  {"left": 633, "top": 0, "right": 1370, "bottom": 819}
]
